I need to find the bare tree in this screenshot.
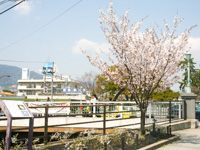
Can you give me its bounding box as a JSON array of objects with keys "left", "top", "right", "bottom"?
[{"left": 77, "top": 71, "right": 97, "bottom": 97}]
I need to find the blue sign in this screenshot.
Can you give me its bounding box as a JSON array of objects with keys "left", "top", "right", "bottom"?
[
  {"left": 43, "top": 62, "right": 54, "bottom": 76},
  {"left": 63, "top": 88, "right": 66, "bottom": 95}
]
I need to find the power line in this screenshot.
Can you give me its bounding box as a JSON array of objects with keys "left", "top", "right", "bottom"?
[
  {"left": 0, "top": 59, "right": 44, "bottom": 63},
  {"left": 0, "top": 2, "right": 14, "bottom": 12},
  {"left": 0, "top": 0, "right": 83, "bottom": 52},
  {"left": 0, "top": 0, "right": 24, "bottom": 15}
]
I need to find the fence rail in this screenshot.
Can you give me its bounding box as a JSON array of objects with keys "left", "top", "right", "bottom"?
[{"left": 0, "top": 100, "right": 183, "bottom": 145}]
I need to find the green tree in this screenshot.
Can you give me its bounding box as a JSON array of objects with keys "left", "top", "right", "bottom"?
[
  {"left": 151, "top": 89, "right": 180, "bottom": 101},
  {"left": 3, "top": 89, "right": 14, "bottom": 94},
  {"left": 95, "top": 74, "right": 125, "bottom": 101}
]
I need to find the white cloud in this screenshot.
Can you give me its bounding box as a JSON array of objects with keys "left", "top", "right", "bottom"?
[
  {"left": 72, "top": 39, "right": 111, "bottom": 54},
  {"left": 189, "top": 37, "right": 200, "bottom": 51},
  {"left": 14, "top": 1, "right": 32, "bottom": 15},
  {"left": 188, "top": 37, "right": 200, "bottom": 64}
]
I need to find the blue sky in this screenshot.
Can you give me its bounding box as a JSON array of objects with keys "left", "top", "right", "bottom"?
[{"left": 0, "top": 0, "right": 200, "bottom": 91}]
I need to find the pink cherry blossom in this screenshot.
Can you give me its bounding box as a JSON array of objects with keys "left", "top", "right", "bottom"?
[{"left": 82, "top": 3, "right": 196, "bottom": 111}]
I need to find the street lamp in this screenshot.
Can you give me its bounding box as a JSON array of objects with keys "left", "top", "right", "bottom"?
[{"left": 186, "top": 53, "right": 191, "bottom": 93}]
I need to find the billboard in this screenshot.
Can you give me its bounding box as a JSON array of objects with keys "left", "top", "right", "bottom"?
[{"left": 43, "top": 62, "right": 54, "bottom": 76}]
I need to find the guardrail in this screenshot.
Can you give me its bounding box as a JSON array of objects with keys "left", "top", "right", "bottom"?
[{"left": 0, "top": 100, "right": 182, "bottom": 146}]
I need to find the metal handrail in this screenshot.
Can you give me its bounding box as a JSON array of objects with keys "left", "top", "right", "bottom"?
[{"left": 0, "top": 101, "right": 182, "bottom": 145}]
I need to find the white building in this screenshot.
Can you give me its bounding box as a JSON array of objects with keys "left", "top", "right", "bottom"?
[
  {"left": 17, "top": 63, "right": 85, "bottom": 99},
  {"left": 22, "top": 68, "right": 30, "bottom": 80}
]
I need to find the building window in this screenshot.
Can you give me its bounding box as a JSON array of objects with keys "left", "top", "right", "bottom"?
[
  {"left": 27, "top": 84, "right": 36, "bottom": 88},
  {"left": 27, "top": 91, "right": 36, "bottom": 95},
  {"left": 57, "top": 84, "right": 61, "bottom": 88}
]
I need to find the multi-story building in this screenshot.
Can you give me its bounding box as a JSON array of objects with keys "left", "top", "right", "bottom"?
[{"left": 17, "top": 63, "right": 83, "bottom": 98}]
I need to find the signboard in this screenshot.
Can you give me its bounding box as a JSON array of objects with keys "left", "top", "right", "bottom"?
[
  {"left": 63, "top": 88, "right": 66, "bottom": 95},
  {"left": 44, "top": 87, "right": 48, "bottom": 94},
  {"left": 43, "top": 62, "right": 54, "bottom": 76},
  {"left": 3, "top": 100, "right": 31, "bottom": 118},
  {"left": 0, "top": 100, "right": 34, "bottom": 150}
]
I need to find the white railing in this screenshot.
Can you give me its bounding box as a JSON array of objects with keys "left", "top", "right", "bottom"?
[{"left": 25, "top": 101, "right": 182, "bottom": 120}]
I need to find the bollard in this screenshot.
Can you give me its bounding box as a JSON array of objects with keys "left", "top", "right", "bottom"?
[
  {"left": 135, "top": 134, "right": 138, "bottom": 149},
  {"left": 148, "top": 133, "right": 151, "bottom": 144},
  {"left": 153, "top": 118, "right": 157, "bottom": 135},
  {"left": 121, "top": 134, "right": 125, "bottom": 150},
  {"left": 158, "top": 129, "right": 160, "bottom": 139},
  {"left": 167, "top": 126, "right": 169, "bottom": 135}
]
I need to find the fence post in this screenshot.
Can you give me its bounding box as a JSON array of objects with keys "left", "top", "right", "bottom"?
[
  {"left": 5, "top": 117, "right": 12, "bottom": 150},
  {"left": 103, "top": 104, "right": 107, "bottom": 150},
  {"left": 120, "top": 103, "right": 123, "bottom": 118},
  {"left": 44, "top": 104, "right": 49, "bottom": 145},
  {"left": 169, "top": 100, "right": 171, "bottom": 124},
  {"left": 179, "top": 103, "right": 181, "bottom": 119},
  {"left": 169, "top": 100, "right": 172, "bottom": 135},
  {"left": 135, "top": 134, "right": 138, "bottom": 149},
  {"left": 93, "top": 101, "right": 96, "bottom": 118},
  {"left": 103, "top": 104, "right": 106, "bottom": 135},
  {"left": 184, "top": 99, "right": 187, "bottom": 120},
  {"left": 181, "top": 93, "right": 197, "bottom": 120},
  {"left": 149, "top": 102, "right": 152, "bottom": 119},
  {"left": 153, "top": 119, "right": 156, "bottom": 134},
  {"left": 121, "top": 134, "right": 125, "bottom": 150}
]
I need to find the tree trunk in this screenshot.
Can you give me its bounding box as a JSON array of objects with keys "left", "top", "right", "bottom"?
[
  {"left": 141, "top": 109, "right": 146, "bottom": 135},
  {"left": 113, "top": 88, "right": 125, "bottom": 101}
]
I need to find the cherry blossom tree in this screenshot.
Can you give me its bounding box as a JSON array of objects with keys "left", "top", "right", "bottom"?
[{"left": 82, "top": 3, "right": 196, "bottom": 133}]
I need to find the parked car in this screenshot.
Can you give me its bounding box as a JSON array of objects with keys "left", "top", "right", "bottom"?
[{"left": 195, "top": 104, "right": 200, "bottom": 120}]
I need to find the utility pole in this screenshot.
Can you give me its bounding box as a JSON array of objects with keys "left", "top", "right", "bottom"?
[{"left": 51, "top": 62, "right": 54, "bottom": 101}]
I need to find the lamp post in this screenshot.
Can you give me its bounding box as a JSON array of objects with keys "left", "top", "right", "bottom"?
[{"left": 186, "top": 53, "right": 191, "bottom": 93}]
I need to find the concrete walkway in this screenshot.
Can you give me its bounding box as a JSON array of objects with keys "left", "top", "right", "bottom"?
[{"left": 157, "top": 127, "right": 200, "bottom": 150}]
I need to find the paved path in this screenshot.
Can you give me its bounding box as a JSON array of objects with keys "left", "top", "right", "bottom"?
[{"left": 157, "top": 127, "right": 200, "bottom": 150}]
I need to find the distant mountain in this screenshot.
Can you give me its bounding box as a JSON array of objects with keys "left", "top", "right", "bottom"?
[{"left": 0, "top": 64, "right": 43, "bottom": 89}]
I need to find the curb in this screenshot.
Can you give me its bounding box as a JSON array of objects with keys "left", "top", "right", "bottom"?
[{"left": 138, "top": 135, "right": 180, "bottom": 150}]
